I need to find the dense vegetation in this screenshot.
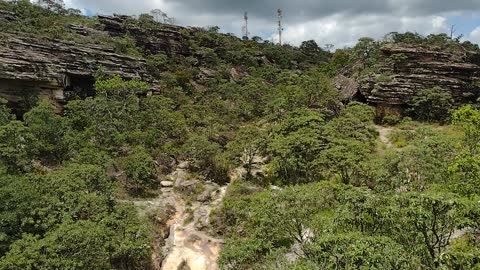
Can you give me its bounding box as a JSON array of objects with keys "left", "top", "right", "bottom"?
[
  {"left": 216, "top": 117, "right": 480, "bottom": 269},
  {"left": 1, "top": 1, "right": 480, "bottom": 269}
]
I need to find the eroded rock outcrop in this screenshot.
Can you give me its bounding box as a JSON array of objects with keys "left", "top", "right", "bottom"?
[
  {"left": 358, "top": 43, "right": 480, "bottom": 108},
  {"left": 0, "top": 12, "right": 191, "bottom": 111},
  {"left": 0, "top": 33, "right": 153, "bottom": 110},
  {"left": 98, "top": 15, "right": 190, "bottom": 56}
]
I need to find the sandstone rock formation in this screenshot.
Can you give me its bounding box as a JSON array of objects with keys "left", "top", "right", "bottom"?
[
  {"left": 0, "top": 33, "right": 151, "bottom": 110},
  {"left": 333, "top": 74, "right": 359, "bottom": 101},
  {"left": 97, "top": 15, "right": 190, "bottom": 56},
  {"left": 0, "top": 12, "right": 190, "bottom": 112},
  {"left": 3, "top": 6, "right": 480, "bottom": 117},
  {"left": 358, "top": 43, "right": 480, "bottom": 108}
]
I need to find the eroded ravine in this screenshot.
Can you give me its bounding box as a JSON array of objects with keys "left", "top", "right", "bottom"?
[{"left": 160, "top": 163, "right": 227, "bottom": 270}]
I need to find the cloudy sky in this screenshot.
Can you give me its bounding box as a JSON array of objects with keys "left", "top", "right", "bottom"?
[{"left": 64, "top": 0, "right": 480, "bottom": 48}]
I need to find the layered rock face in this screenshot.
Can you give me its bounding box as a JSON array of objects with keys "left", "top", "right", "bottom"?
[
  {"left": 2, "top": 7, "right": 480, "bottom": 116},
  {"left": 359, "top": 44, "right": 480, "bottom": 108},
  {"left": 98, "top": 15, "right": 190, "bottom": 56},
  {"left": 0, "top": 33, "right": 152, "bottom": 110},
  {"left": 0, "top": 13, "right": 189, "bottom": 111}
]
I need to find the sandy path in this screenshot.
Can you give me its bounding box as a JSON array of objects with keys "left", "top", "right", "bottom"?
[{"left": 375, "top": 125, "right": 394, "bottom": 148}]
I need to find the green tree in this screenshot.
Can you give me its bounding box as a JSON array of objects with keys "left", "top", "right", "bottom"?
[
  {"left": 1, "top": 205, "right": 152, "bottom": 270},
  {"left": 352, "top": 37, "right": 380, "bottom": 67},
  {"left": 299, "top": 70, "right": 341, "bottom": 116},
  {"left": 334, "top": 188, "right": 398, "bottom": 235},
  {"left": 35, "top": 164, "right": 114, "bottom": 229},
  {"left": 113, "top": 35, "right": 142, "bottom": 57},
  {"left": 321, "top": 101, "right": 376, "bottom": 146},
  {"left": 381, "top": 128, "right": 458, "bottom": 191},
  {"left": 0, "top": 98, "right": 14, "bottom": 126},
  {"left": 313, "top": 102, "right": 376, "bottom": 185},
  {"left": 408, "top": 86, "right": 454, "bottom": 122},
  {"left": 226, "top": 126, "right": 266, "bottom": 180},
  {"left": 137, "top": 95, "right": 187, "bottom": 151},
  {"left": 0, "top": 121, "right": 33, "bottom": 172},
  {"left": 452, "top": 105, "right": 480, "bottom": 155},
  {"left": 23, "top": 100, "right": 67, "bottom": 163},
  {"left": 146, "top": 53, "right": 169, "bottom": 76},
  {"left": 303, "top": 234, "right": 412, "bottom": 270},
  {"left": 181, "top": 134, "right": 221, "bottom": 171},
  {"left": 219, "top": 182, "right": 347, "bottom": 269},
  {"left": 0, "top": 174, "right": 41, "bottom": 256},
  {"left": 299, "top": 40, "right": 330, "bottom": 63},
  {"left": 315, "top": 139, "right": 373, "bottom": 185},
  {"left": 449, "top": 155, "right": 480, "bottom": 196},
  {"left": 300, "top": 40, "right": 321, "bottom": 55},
  {"left": 37, "top": 0, "right": 65, "bottom": 13},
  {"left": 102, "top": 203, "right": 153, "bottom": 269},
  {"left": 0, "top": 163, "right": 150, "bottom": 269},
  {"left": 82, "top": 76, "right": 149, "bottom": 149},
  {"left": 0, "top": 222, "right": 111, "bottom": 270},
  {"left": 450, "top": 105, "right": 480, "bottom": 195},
  {"left": 267, "top": 109, "right": 326, "bottom": 183},
  {"left": 119, "top": 147, "right": 158, "bottom": 195},
  {"left": 397, "top": 192, "right": 466, "bottom": 268}
]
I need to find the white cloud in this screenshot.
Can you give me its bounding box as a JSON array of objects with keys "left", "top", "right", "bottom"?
[
  {"left": 276, "top": 14, "right": 449, "bottom": 47},
  {"left": 431, "top": 16, "right": 447, "bottom": 29},
  {"left": 60, "top": 0, "right": 479, "bottom": 47},
  {"left": 469, "top": 27, "right": 480, "bottom": 44}
]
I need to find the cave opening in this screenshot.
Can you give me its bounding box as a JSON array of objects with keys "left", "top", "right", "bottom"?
[
  {"left": 63, "top": 74, "right": 96, "bottom": 101},
  {"left": 353, "top": 90, "right": 367, "bottom": 103}
]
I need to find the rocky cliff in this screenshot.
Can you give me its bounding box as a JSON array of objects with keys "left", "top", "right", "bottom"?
[
  {"left": 0, "top": 33, "right": 153, "bottom": 109},
  {"left": 98, "top": 15, "right": 190, "bottom": 56},
  {"left": 356, "top": 43, "right": 480, "bottom": 115},
  {"left": 0, "top": 13, "right": 189, "bottom": 111},
  {"left": 2, "top": 6, "right": 480, "bottom": 116}
]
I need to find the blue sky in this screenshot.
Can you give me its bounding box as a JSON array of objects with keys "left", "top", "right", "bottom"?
[
  {"left": 64, "top": 0, "right": 480, "bottom": 47},
  {"left": 448, "top": 14, "right": 480, "bottom": 38}
]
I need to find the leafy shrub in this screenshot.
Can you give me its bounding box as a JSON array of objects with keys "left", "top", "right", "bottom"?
[
  {"left": 407, "top": 86, "right": 454, "bottom": 122},
  {"left": 113, "top": 35, "right": 142, "bottom": 57},
  {"left": 146, "top": 53, "right": 169, "bottom": 75},
  {"left": 119, "top": 147, "right": 158, "bottom": 195}
]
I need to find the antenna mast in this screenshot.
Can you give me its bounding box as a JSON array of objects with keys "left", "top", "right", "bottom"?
[
  {"left": 278, "top": 9, "right": 283, "bottom": 45},
  {"left": 242, "top": 11, "right": 249, "bottom": 39}
]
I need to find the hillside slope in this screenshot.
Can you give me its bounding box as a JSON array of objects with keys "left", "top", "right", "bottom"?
[{"left": 1, "top": 1, "right": 480, "bottom": 270}]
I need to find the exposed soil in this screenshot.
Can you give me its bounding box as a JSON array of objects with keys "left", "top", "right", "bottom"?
[{"left": 160, "top": 163, "right": 227, "bottom": 270}]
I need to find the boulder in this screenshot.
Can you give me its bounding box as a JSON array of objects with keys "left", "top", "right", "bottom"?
[
  {"left": 179, "top": 179, "right": 200, "bottom": 188},
  {"left": 333, "top": 74, "right": 359, "bottom": 101},
  {"left": 161, "top": 181, "right": 174, "bottom": 187}
]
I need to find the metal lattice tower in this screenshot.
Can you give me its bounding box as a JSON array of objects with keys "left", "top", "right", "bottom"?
[
  {"left": 278, "top": 9, "right": 283, "bottom": 45},
  {"left": 242, "top": 11, "right": 249, "bottom": 39}
]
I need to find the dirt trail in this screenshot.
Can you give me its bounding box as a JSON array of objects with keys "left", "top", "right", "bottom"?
[
  {"left": 160, "top": 164, "right": 227, "bottom": 270},
  {"left": 375, "top": 125, "right": 394, "bottom": 148}
]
